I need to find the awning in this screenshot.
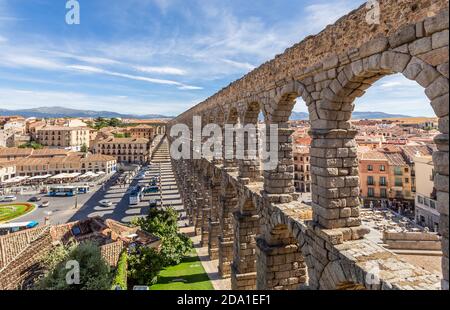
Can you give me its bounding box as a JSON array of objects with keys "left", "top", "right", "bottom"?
[
  {"left": 79, "top": 171, "right": 99, "bottom": 178},
  {"left": 1, "top": 176, "right": 30, "bottom": 184},
  {"left": 28, "top": 174, "right": 52, "bottom": 181},
  {"left": 50, "top": 173, "right": 81, "bottom": 179}
]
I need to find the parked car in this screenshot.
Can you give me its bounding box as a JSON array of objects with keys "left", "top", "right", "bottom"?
[
  {"left": 29, "top": 196, "right": 41, "bottom": 202},
  {"left": 0, "top": 195, "right": 17, "bottom": 202},
  {"left": 99, "top": 200, "right": 113, "bottom": 207},
  {"left": 149, "top": 200, "right": 158, "bottom": 208},
  {"left": 40, "top": 201, "right": 50, "bottom": 208}
]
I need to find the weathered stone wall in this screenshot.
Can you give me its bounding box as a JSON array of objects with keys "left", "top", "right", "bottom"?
[{"left": 169, "top": 2, "right": 449, "bottom": 290}]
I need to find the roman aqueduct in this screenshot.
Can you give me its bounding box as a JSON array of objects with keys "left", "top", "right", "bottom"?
[{"left": 167, "top": 1, "right": 449, "bottom": 290}]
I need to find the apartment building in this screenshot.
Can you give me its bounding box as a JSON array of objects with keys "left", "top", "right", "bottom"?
[
  {"left": 93, "top": 137, "right": 150, "bottom": 164},
  {"left": 12, "top": 153, "right": 117, "bottom": 177},
  {"left": 36, "top": 126, "right": 90, "bottom": 151},
  {"left": 125, "top": 125, "right": 155, "bottom": 140},
  {"left": 414, "top": 155, "right": 439, "bottom": 231},
  {"left": 359, "top": 151, "right": 390, "bottom": 203},
  {"left": 0, "top": 147, "right": 70, "bottom": 161},
  {"left": 0, "top": 162, "right": 16, "bottom": 183},
  {"left": 293, "top": 145, "right": 311, "bottom": 193}
]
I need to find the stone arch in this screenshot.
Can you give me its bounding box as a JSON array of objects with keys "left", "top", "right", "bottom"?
[
  {"left": 256, "top": 218, "right": 309, "bottom": 290},
  {"left": 207, "top": 165, "right": 222, "bottom": 259},
  {"left": 313, "top": 46, "right": 448, "bottom": 287},
  {"left": 218, "top": 180, "right": 239, "bottom": 278},
  {"left": 231, "top": 195, "right": 261, "bottom": 290},
  {"left": 319, "top": 50, "right": 447, "bottom": 125},
  {"left": 270, "top": 80, "right": 310, "bottom": 124},
  {"left": 243, "top": 100, "right": 263, "bottom": 124},
  {"left": 226, "top": 106, "right": 240, "bottom": 124}
]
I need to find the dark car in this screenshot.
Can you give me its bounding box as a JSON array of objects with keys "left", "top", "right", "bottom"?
[{"left": 29, "top": 196, "right": 41, "bottom": 202}]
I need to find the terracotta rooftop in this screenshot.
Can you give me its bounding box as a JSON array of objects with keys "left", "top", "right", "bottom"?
[
  {"left": 360, "top": 151, "right": 388, "bottom": 161},
  {"left": 384, "top": 152, "right": 408, "bottom": 167}
]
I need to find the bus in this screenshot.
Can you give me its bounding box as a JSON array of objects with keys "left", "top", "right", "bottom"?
[
  {"left": 129, "top": 186, "right": 145, "bottom": 205},
  {"left": 77, "top": 185, "right": 90, "bottom": 194},
  {"left": 48, "top": 186, "right": 76, "bottom": 197},
  {"left": 0, "top": 221, "right": 39, "bottom": 235}
]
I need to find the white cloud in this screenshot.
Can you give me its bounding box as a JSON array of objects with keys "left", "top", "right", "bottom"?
[
  {"left": 0, "top": 53, "right": 64, "bottom": 70},
  {"left": 0, "top": 35, "right": 6, "bottom": 43},
  {"left": 135, "top": 66, "right": 187, "bottom": 75},
  {"left": 221, "top": 59, "right": 255, "bottom": 71},
  {"left": 49, "top": 51, "right": 121, "bottom": 65},
  {"left": 304, "top": 1, "right": 360, "bottom": 30},
  {"left": 152, "top": 0, "right": 174, "bottom": 14},
  {"left": 379, "top": 80, "right": 417, "bottom": 88},
  {"left": 67, "top": 65, "right": 202, "bottom": 90}
]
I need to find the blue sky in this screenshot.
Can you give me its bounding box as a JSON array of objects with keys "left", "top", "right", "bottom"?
[{"left": 0, "top": 0, "right": 434, "bottom": 117}]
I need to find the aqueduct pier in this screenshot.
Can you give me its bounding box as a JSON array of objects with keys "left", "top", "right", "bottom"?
[{"left": 167, "top": 1, "right": 449, "bottom": 290}]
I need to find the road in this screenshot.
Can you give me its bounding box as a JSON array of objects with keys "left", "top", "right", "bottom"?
[{"left": 13, "top": 139, "right": 185, "bottom": 226}]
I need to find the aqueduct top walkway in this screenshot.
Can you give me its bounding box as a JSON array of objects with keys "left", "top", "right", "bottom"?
[{"left": 167, "top": 0, "right": 449, "bottom": 290}]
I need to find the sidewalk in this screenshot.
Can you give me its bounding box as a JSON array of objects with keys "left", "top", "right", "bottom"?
[{"left": 180, "top": 226, "right": 231, "bottom": 290}]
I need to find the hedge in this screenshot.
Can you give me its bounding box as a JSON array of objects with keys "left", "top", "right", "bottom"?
[{"left": 111, "top": 250, "right": 128, "bottom": 290}]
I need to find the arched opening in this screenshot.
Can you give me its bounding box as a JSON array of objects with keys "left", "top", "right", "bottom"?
[
  {"left": 256, "top": 222, "right": 308, "bottom": 290},
  {"left": 313, "top": 51, "right": 448, "bottom": 288},
  {"left": 208, "top": 169, "right": 222, "bottom": 260},
  {"left": 238, "top": 102, "right": 263, "bottom": 182},
  {"left": 262, "top": 81, "right": 312, "bottom": 200},
  {"left": 224, "top": 107, "right": 239, "bottom": 168},
  {"left": 231, "top": 197, "right": 260, "bottom": 290},
  {"left": 218, "top": 181, "right": 239, "bottom": 278}
]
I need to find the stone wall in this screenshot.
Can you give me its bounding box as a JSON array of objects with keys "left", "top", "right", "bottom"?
[
  {"left": 168, "top": 2, "right": 449, "bottom": 290},
  {"left": 383, "top": 231, "right": 442, "bottom": 251}
]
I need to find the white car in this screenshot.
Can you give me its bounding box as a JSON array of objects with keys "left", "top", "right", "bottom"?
[
  {"left": 0, "top": 195, "right": 17, "bottom": 202},
  {"left": 99, "top": 200, "right": 113, "bottom": 207}
]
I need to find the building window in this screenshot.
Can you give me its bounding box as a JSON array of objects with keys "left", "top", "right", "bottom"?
[
  {"left": 418, "top": 195, "right": 424, "bottom": 204},
  {"left": 367, "top": 176, "right": 375, "bottom": 186},
  {"left": 380, "top": 188, "right": 387, "bottom": 198},
  {"left": 405, "top": 178, "right": 409, "bottom": 184},
  {"left": 368, "top": 188, "right": 375, "bottom": 197},
  {"left": 380, "top": 165, "right": 386, "bottom": 171},
  {"left": 379, "top": 177, "right": 387, "bottom": 186},
  {"left": 368, "top": 165, "right": 373, "bottom": 171},
  {"left": 395, "top": 178, "right": 403, "bottom": 186},
  {"left": 394, "top": 167, "right": 403, "bottom": 176},
  {"left": 430, "top": 200, "right": 436, "bottom": 209}
]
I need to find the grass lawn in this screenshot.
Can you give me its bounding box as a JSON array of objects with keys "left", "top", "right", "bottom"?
[
  {"left": 150, "top": 250, "right": 214, "bottom": 290},
  {"left": 0, "top": 203, "right": 36, "bottom": 223}
]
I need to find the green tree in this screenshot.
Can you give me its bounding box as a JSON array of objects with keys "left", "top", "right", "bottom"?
[
  {"left": 136, "top": 208, "right": 192, "bottom": 266},
  {"left": 80, "top": 144, "right": 88, "bottom": 153},
  {"left": 127, "top": 247, "right": 163, "bottom": 287},
  {"left": 37, "top": 241, "right": 112, "bottom": 290},
  {"left": 18, "top": 141, "right": 44, "bottom": 149},
  {"left": 109, "top": 118, "right": 122, "bottom": 127}
]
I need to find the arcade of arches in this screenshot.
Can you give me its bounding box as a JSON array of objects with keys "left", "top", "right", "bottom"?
[{"left": 168, "top": 2, "right": 449, "bottom": 290}]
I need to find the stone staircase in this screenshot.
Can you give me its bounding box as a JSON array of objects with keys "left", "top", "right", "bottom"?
[{"left": 151, "top": 137, "right": 171, "bottom": 163}]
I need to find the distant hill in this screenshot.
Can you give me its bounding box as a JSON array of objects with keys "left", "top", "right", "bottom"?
[
  {"left": 289, "top": 111, "right": 410, "bottom": 120},
  {"left": 0, "top": 107, "right": 174, "bottom": 119},
  {"left": 0, "top": 106, "right": 410, "bottom": 121}
]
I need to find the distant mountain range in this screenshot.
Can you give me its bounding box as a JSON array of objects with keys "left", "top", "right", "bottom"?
[
  {"left": 0, "top": 107, "right": 174, "bottom": 120},
  {"left": 0, "top": 106, "right": 410, "bottom": 120},
  {"left": 289, "top": 111, "right": 410, "bottom": 120}
]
